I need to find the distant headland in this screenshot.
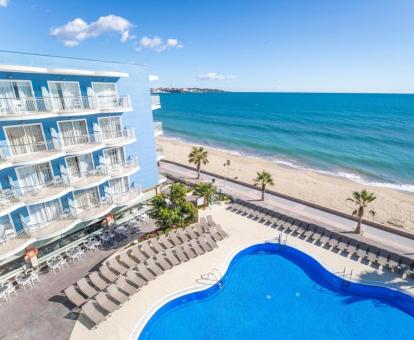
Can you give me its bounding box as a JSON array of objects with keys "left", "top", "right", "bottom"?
[{"left": 151, "top": 87, "right": 227, "bottom": 93}]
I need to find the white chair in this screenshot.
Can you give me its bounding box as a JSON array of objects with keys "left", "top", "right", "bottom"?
[
  {"left": 26, "top": 269, "right": 40, "bottom": 285},
  {"left": 5, "top": 281, "right": 17, "bottom": 298},
  {"left": 47, "top": 257, "right": 62, "bottom": 273},
  {"left": 16, "top": 274, "right": 32, "bottom": 291}
]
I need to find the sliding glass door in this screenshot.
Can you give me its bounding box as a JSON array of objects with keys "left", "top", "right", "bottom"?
[
  {"left": 65, "top": 154, "right": 94, "bottom": 179},
  {"left": 103, "top": 147, "right": 125, "bottom": 167},
  {"left": 28, "top": 198, "right": 63, "bottom": 225},
  {"left": 92, "top": 82, "right": 117, "bottom": 108},
  {"left": 99, "top": 116, "right": 122, "bottom": 140},
  {"left": 74, "top": 186, "right": 100, "bottom": 208},
  {"left": 58, "top": 120, "right": 88, "bottom": 146},
  {"left": 16, "top": 162, "right": 54, "bottom": 193},
  {"left": 4, "top": 124, "right": 46, "bottom": 156},
  {"left": 0, "top": 80, "right": 35, "bottom": 113},
  {"left": 48, "top": 81, "right": 81, "bottom": 110},
  {"left": 109, "top": 177, "right": 129, "bottom": 194}
]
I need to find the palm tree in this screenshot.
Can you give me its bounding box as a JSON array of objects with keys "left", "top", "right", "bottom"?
[
  {"left": 194, "top": 182, "right": 216, "bottom": 207},
  {"left": 188, "top": 146, "right": 209, "bottom": 179},
  {"left": 346, "top": 189, "right": 376, "bottom": 234},
  {"left": 253, "top": 170, "right": 274, "bottom": 201}
]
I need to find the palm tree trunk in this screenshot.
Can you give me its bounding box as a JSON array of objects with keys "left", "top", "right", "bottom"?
[
  {"left": 197, "top": 164, "right": 201, "bottom": 179},
  {"left": 355, "top": 215, "right": 362, "bottom": 234},
  {"left": 261, "top": 185, "right": 265, "bottom": 201}
]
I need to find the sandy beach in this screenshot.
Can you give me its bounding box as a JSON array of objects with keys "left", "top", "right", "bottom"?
[{"left": 158, "top": 136, "right": 414, "bottom": 232}]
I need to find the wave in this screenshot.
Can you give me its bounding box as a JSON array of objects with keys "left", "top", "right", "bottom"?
[{"left": 162, "top": 133, "right": 414, "bottom": 193}]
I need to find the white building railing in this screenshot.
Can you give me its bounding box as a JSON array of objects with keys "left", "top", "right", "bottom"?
[
  {"left": 0, "top": 138, "right": 62, "bottom": 161},
  {"left": 0, "top": 95, "right": 132, "bottom": 117},
  {"left": 151, "top": 95, "right": 160, "bottom": 108}
]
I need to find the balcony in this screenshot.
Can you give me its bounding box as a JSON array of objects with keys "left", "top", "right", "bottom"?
[
  {"left": 60, "top": 134, "right": 103, "bottom": 155},
  {"left": 154, "top": 121, "right": 163, "bottom": 137},
  {"left": 110, "top": 186, "right": 143, "bottom": 207},
  {"left": 99, "top": 127, "right": 136, "bottom": 147},
  {"left": 151, "top": 95, "right": 161, "bottom": 110},
  {"left": 0, "top": 229, "right": 32, "bottom": 262},
  {"left": 0, "top": 95, "right": 132, "bottom": 120},
  {"left": 21, "top": 210, "right": 79, "bottom": 241},
  {"left": 70, "top": 197, "right": 114, "bottom": 221},
  {"left": 0, "top": 190, "right": 23, "bottom": 216},
  {"left": 104, "top": 157, "right": 140, "bottom": 178},
  {"left": 66, "top": 167, "right": 109, "bottom": 190},
  {"left": 12, "top": 177, "right": 70, "bottom": 205},
  {"left": 156, "top": 145, "right": 165, "bottom": 161},
  {"left": 0, "top": 139, "right": 64, "bottom": 167}
]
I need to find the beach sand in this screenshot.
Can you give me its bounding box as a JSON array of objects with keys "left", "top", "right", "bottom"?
[{"left": 158, "top": 136, "right": 414, "bottom": 232}]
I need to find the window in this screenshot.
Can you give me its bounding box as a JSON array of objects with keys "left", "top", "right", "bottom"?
[
  {"left": 66, "top": 154, "right": 94, "bottom": 179},
  {"left": 4, "top": 124, "right": 46, "bottom": 156},
  {"left": 109, "top": 177, "right": 129, "bottom": 194},
  {"left": 92, "top": 83, "right": 117, "bottom": 108},
  {"left": 28, "top": 199, "right": 62, "bottom": 225},
  {"left": 48, "top": 81, "right": 82, "bottom": 111},
  {"left": 0, "top": 80, "right": 35, "bottom": 113},
  {"left": 16, "top": 163, "right": 54, "bottom": 193},
  {"left": 58, "top": 120, "right": 88, "bottom": 146},
  {"left": 103, "top": 147, "right": 125, "bottom": 166},
  {"left": 99, "top": 116, "right": 122, "bottom": 140},
  {"left": 74, "top": 187, "right": 100, "bottom": 208}
]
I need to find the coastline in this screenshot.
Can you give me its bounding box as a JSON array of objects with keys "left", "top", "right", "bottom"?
[{"left": 158, "top": 136, "right": 414, "bottom": 231}]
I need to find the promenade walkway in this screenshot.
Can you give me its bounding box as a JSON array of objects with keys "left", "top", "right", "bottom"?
[{"left": 160, "top": 161, "right": 414, "bottom": 255}]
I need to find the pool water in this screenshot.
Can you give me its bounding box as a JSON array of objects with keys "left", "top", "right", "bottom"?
[{"left": 139, "top": 244, "right": 414, "bottom": 339}]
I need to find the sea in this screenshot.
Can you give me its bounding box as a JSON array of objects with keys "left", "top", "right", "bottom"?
[{"left": 153, "top": 93, "right": 414, "bottom": 193}]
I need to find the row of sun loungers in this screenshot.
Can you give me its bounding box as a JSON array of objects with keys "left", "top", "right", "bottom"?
[
  {"left": 64, "top": 217, "right": 228, "bottom": 327},
  {"left": 227, "top": 201, "right": 414, "bottom": 278}
]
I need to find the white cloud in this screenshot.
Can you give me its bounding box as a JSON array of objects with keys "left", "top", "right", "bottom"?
[
  {"left": 198, "top": 72, "right": 235, "bottom": 81},
  {"left": 50, "top": 15, "right": 132, "bottom": 47},
  {"left": 0, "top": 0, "right": 9, "bottom": 7},
  {"left": 137, "top": 36, "right": 183, "bottom": 52},
  {"left": 149, "top": 75, "right": 159, "bottom": 81}
]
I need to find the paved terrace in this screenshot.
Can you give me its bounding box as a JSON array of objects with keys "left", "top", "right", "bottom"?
[
  {"left": 70, "top": 205, "right": 414, "bottom": 340},
  {"left": 0, "top": 223, "right": 155, "bottom": 340},
  {"left": 160, "top": 161, "right": 414, "bottom": 255}
]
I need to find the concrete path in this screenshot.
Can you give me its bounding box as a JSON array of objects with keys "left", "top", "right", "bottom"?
[{"left": 160, "top": 161, "right": 414, "bottom": 254}]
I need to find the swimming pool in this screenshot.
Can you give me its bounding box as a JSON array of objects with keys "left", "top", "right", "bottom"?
[{"left": 139, "top": 243, "right": 414, "bottom": 339}]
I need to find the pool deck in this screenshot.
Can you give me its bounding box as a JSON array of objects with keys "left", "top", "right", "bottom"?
[{"left": 70, "top": 204, "right": 414, "bottom": 340}]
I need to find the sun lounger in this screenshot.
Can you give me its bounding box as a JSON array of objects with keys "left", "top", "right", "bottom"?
[
  {"left": 366, "top": 247, "right": 379, "bottom": 263},
  {"left": 193, "top": 224, "right": 206, "bottom": 236},
  {"left": 182, "top": 243, "right": 197, "bottom": 259},
  {"left": 210, "top": 228, "right": 223, "bottom": 242},
  {"left": 146, "top": 258, "right": 164, "bottom": 276},
  {"left": 189, "top": 240, "right": 205, "bottom": 255},
  {"left": 150, "top": 239, "right": 165, "bottom": 253},
  {"left": 77, "top": 278, "right": 99, "bottom": 299},
  {"left": 346, "top": 239, "right": 358, "bottom": 255},
  {"left": 89, "top": 272, "right": 109, "bottom": 291},
  {"left": 64, "top": 285, "right": 87, "bottom": 307},
  {"left": 154, "top": 253, "right": 173, "bottom": 270},
  {"left": 82, "top": 301, "right": 106, "bottom": 326},
  {"left": 99, "top": 265, "right": 118, "bottom": 283},
  {"left": 107, "top": 259, "right": 128, "bottom": 275},
  {"left": 135, "top": 263, "right": 156, "bottom": 281},
  {"left": 116, "top": 276, "right": 138, "bottom": 296},
  {"left": 129, "top": 246, "right": 148, "bottom": 262},
  {"left": 159, "top": 234, "right": 174, "bottom": 248},
  {"left": 215, "top": 224, "right": 229, "bottom": 238},
  {"left": 126, "top": 270, "right": 148, "bottom": 287},
  {"left": 336, "top": 241, "right": 349, "bottom": 253},
  {"left": 118, "top": 252, "right": 137, "bottom": 269},
  {"left": 140, "top": 241, "right": 157, "bottom": 257},
  {"left": 302, "top": 224, "right": 316, "bottom": 239},
  {"left": 176, "top": 228, "right": 190, "bottom": 242},
  {"left": 165, "top": 249, "right": 181, "bottom": 266},
  {"left": 309, "top": 228, "right": 323, "bottom": 243},
  {"left": 327, "top": 235, "right": 340, "bottom": 249},
  {"left": 206, "top": 215, "right": 216, "bottom": 226},
  {"left": 95, "top": 292, "right": 119, "bottom": 313},
  {"left": 199, "top": 217, "right": 208, "bottom": 225},
  {"left": 185, "top": 227, "right": 198, "bottom": 240},
  {"left": 376, "top": 250, "right": 389, "bottom": 268},
  {"left": 388, "top": 253, "right": 401, "bottom": 271},
  {"left": 319, "top": 231, "right": 332, "bottom": 245},
  {"left": 356, "top": 244, "right": 368, "bottom": 260},
  {"left": 204, "top": 234, "right": 218, "bottom": 248},
  {"left": 107, "top": 284, "right": 129, "bottom": 304},
  {"left": 198, "top": 237, "right": 213, "bottom": 252},
  {"left": 174, "top": 246, "right": 189, "bottom": 262},
  {"left": 168, "top": 231, "right": 182, "bottom": 246}
]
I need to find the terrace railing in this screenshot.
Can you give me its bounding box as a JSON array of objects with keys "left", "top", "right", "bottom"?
[
  {"left": 0, "top": 95, "right": 131, "bottom": 117},
  {"left": 0, "top": 138, "right": 62, "bottom": 160}
]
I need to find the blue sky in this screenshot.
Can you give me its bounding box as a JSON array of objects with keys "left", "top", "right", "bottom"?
[{"left": 1, "top": 0, "right": 414, "bottom": 92}]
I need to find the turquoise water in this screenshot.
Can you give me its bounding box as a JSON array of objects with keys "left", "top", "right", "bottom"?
[
  {"left": 140, "top": 244, "right": 414, "bottom": 340},
  {"left": 153, "top": 93, "right": 414, "bottom": 192}
]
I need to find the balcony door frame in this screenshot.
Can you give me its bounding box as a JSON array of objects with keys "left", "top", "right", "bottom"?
[
  {"left": 64, "top": 152, "right": 96, "bottom": 180},
  {"left": 91, "top": 82, "right": 118, "bottom": 99},
  {"left": 103, "top": 146, "right": 126, "bottom": 166},
  {"left": 15, "top": 161, "right": 55, "bottom": 192},
  {"left": 3, "top": 122, "right": 47, "bottom": 156},
  {"left": 109, "top": 175, "right": 130, "bottom": 195},
  {"left": 73, "top": 185, "right": 102, "bottom": 208},
  {"left": 0, "top": 79, "right": 36, "bottom": 99},
  {"left": 57, "top": 118, "right": 89, "bottom": 147},
  {"left": 97, "top": 115, "right": 124, "bottom": 140},
  {"left": 27, "top": 197, "right": 64, "bottom": 225}
]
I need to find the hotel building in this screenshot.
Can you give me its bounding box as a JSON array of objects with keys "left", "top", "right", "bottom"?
[{"left": 0, "top": 51, "right": 163, "bottom": 277}]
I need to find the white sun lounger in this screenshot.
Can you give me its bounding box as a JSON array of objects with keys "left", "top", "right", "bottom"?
[
  {"left": 95, "top": 292, "right": 119, "bottom": 313},
  {"left": 182, "top": 243, "right": 197, "bottom": 259},
  {"left": 215, "top": 224, "right": 229, "bottom": 238},
  {"left": 136, "top": 263, "right": 156, "bottom": 281},
  {"left": 185, "top": 227, "right": 198, "bottom": 240},
  {"left": 64, "top": 285, "right": 86, "bottom": 307},
  {"left": 150, "top": 239, "right": 165, "bottom": 253},
  {"left": 118, "top": 252, "right": 137, "bottom": 269},
  {"left": 89, "top": 272, "right": 109, "bottom": 291},
  {"left": 140, "top": 241, "right": 157, "bottom": 258},
  {"left": 204, "top": 234, "right": 218, "bottom": 248},
  {"left": 168, "top": 231, "right": 182, "bottom": 246},
  {"left": 107, "top": 259, "right": 128, "bottom": 275},
  {"left": 176, "top": 228, "right": 191, "bottom": 242},
  {"left": 129, "top": 246, "right": 147, "bottom": 262},
  {"left": 107, "top": 284, "right": 129, "bottom": 304},
  {"left": 198, "top": 238, "right": 213, "bottom": 252},
  {"left": 82, "top": 301, "right": 106, "bottom": 327},
  {"left": 173, "top": 246, "right": 189, "bottom": 262},
  {"left": 126, "top": 270, "right": 148, "bottom": 287},
  {"left": 77, "top": 278, "right": 99, "bottom": 299},
  {"left": 193, "top": 224, "right": 206, "bottom": 236},
  {"left": 210, "top": 229, "right": 223, "bottom": 241},
  {"left": 159, "top": 234, "right": 174, "bottom": 248},
  {"left": 199, "top": 217, "right": 208, "bottom": 225},
  {"left": 206, "top": 215, "right": 216, "bottom": 226},
  {"left": 189, "top": 240, "right": 205, "bottom": 255},
  {"left": 99, "top": 265, "right": 118, "bottom": 283},
  {"left": 164, "top": 249, "right": 180, "bottom": 266},
  {"left": 116, "top": 276, "right": 138, "bottom": 296},
  {"left": 154, "top": 253, "right": 173, "bottom": 270},
  {"left": 146, "top": 258, "right": 164, "bottom": 276}
]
